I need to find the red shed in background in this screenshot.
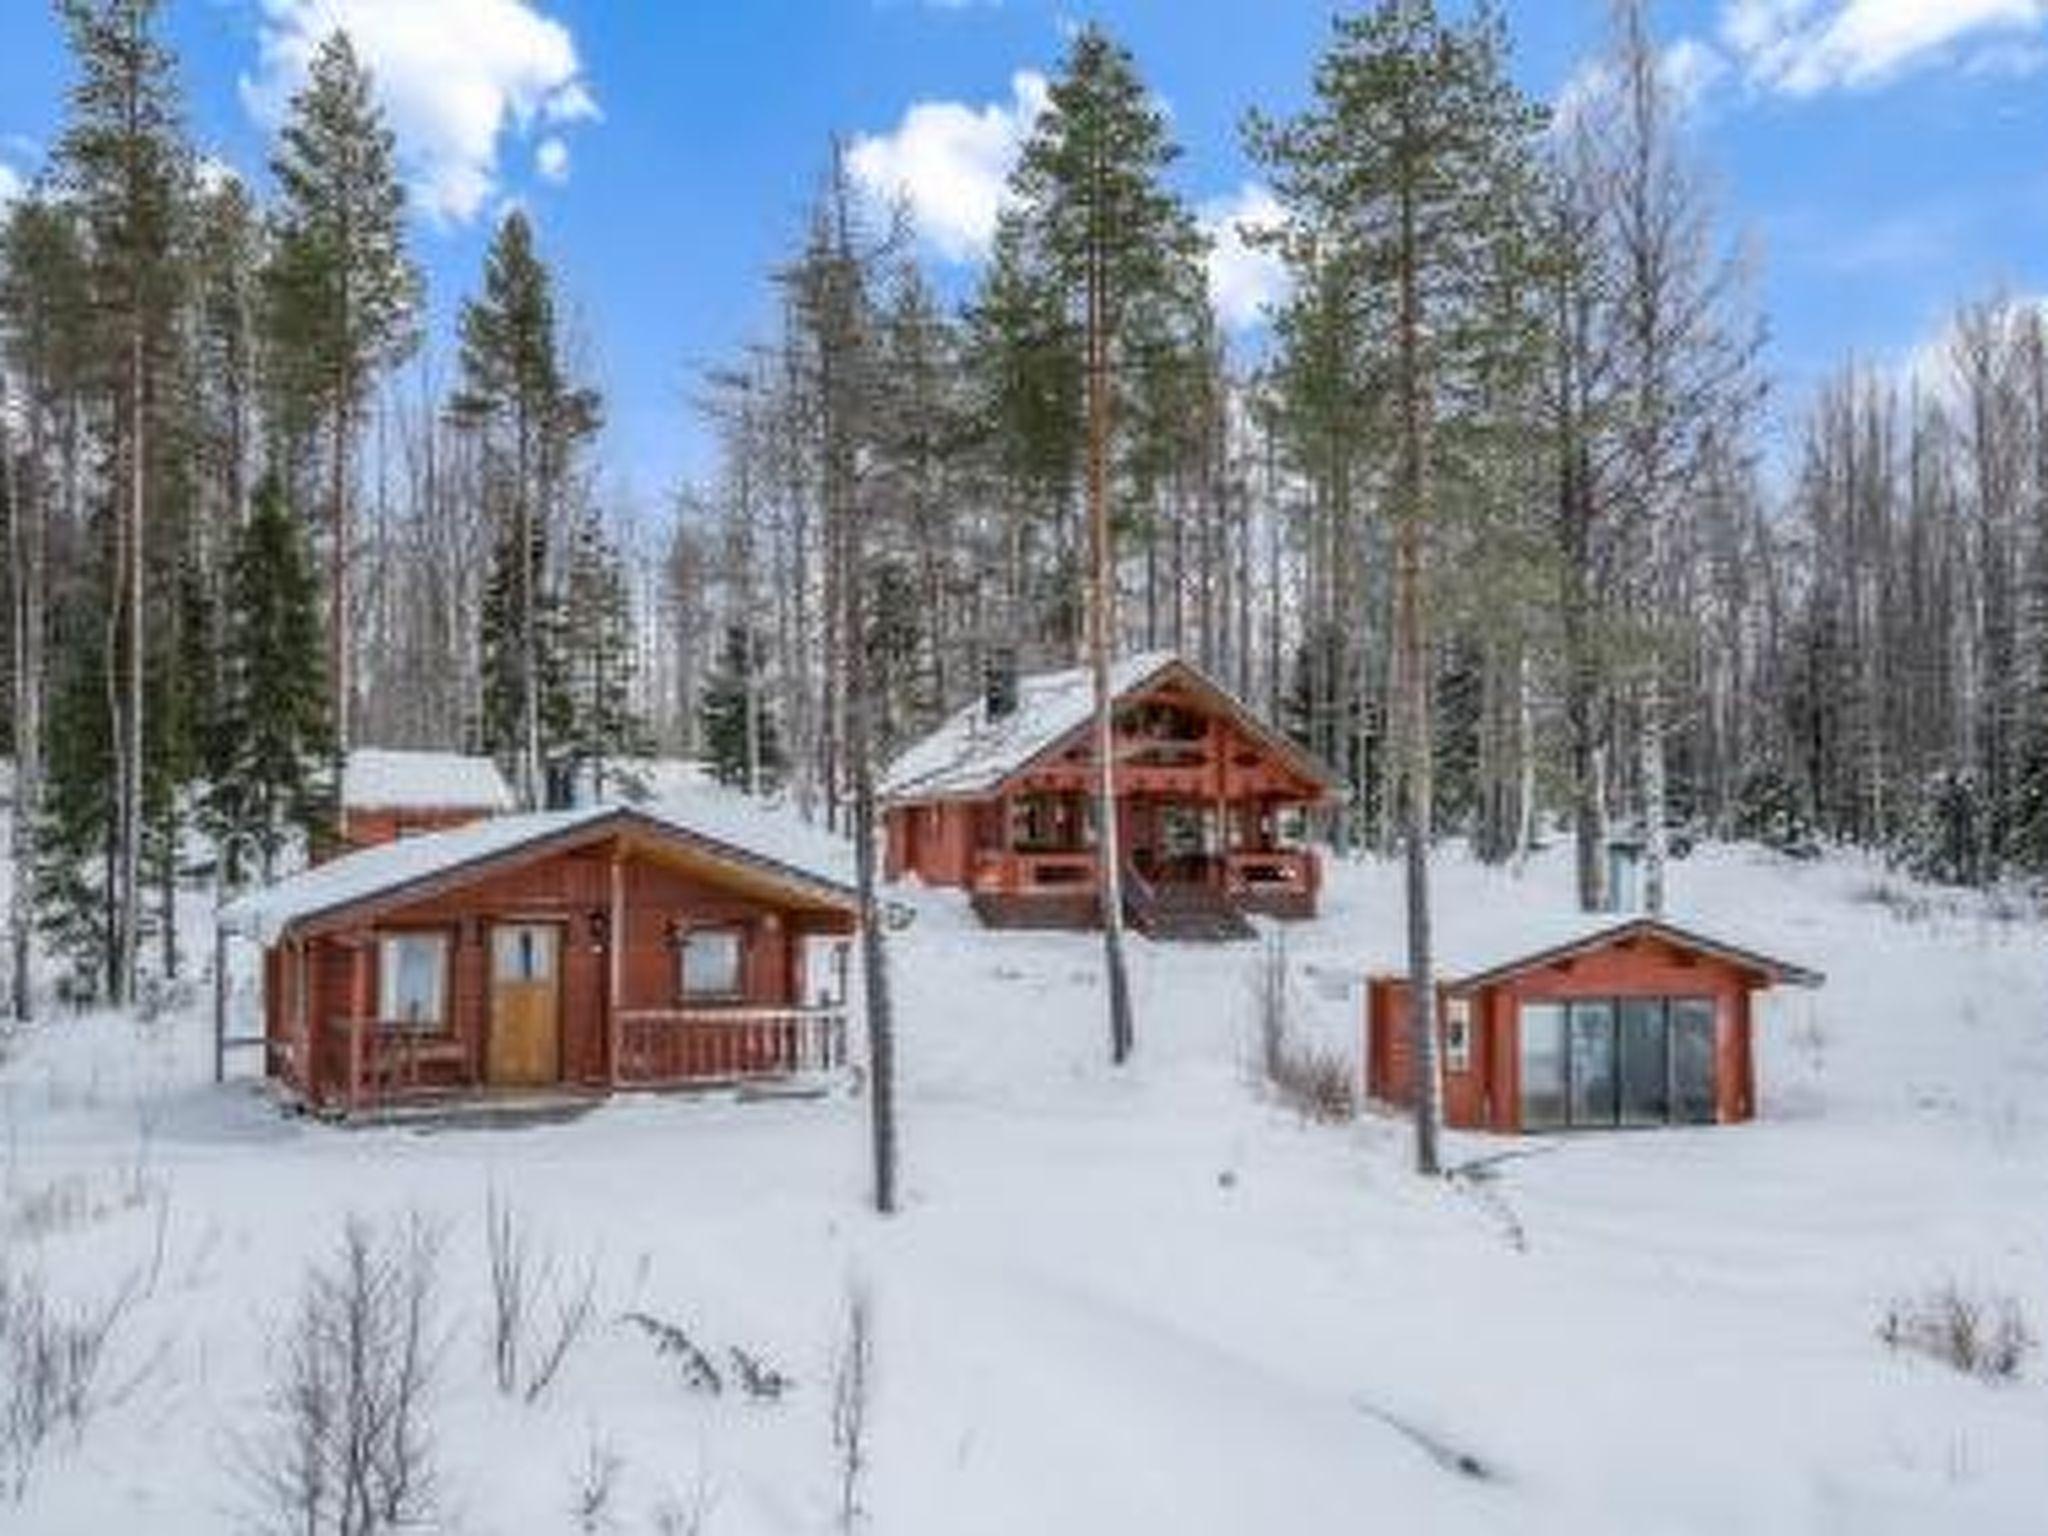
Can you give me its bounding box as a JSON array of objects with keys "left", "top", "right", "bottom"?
[
  {"left": 1366, "top": 918, "right": 1822, "bottom": 1132},
  {"left": 332, "top": 748, "right": 517, "bottom": 858}
]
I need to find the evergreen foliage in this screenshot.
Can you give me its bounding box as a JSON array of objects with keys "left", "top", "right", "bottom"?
[
  {"left": 204, "top": 476, "right": 332, "bottom": 885},
  {"left": 698, "top": 624, "right": 784, "bottom": 792}
]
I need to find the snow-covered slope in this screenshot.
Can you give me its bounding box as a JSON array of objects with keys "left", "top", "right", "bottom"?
[{"left": 5, "top": 841, "right": 2048, "bottom": 1533}]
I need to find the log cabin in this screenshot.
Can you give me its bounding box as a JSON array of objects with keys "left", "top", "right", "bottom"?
[
  {"left": 334, "top": 748, "right": 517, "bottom": 856},
  {"left": 218, "top": 799, "right": 859, "bottom": 1117},
  {"left": 880, "top": 653, "right": 1334, "bottom": 938},
  {"left": 1365, "top": 917, "right": 1823, "bottom": 1132}
]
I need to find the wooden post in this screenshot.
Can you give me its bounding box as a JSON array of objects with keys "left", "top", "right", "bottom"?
[
  {"left": 607, "top": 845, "right": 625, "bottom": 1086},
  {"left": 292, "top": 940, "right": 309, "bottom": 1102},
  {"left": 348, "top": 940, "right": 371, "bottom": 1116},
  {"left": 212, "top": 924, "right": 229, "bottom": 1085}
]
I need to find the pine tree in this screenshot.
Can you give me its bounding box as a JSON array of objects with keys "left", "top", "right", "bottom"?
[
  {"left": 1, "top": 192, "right": 92, "bottom": 1019},
  {"left": 1252, "top": 0, "right": 1544, "bottom": 1174},
  {"left": 54, "top": 0, "right": 192, "bottom": 1005},
  {"left": 265, "top": 28, "right": 421, "bottom": 776},
  {"left": 450, "top": 210, "right": 599, "bottom": 807},
  {"left": 699, "top": 623, "right": 783, "bottom": 790},
  {"left": 1004, "top": 22, "right": 1209, "bottom": 1067},
  {"left": 205, "top": 475, "right": 332, "bottom": 885}
]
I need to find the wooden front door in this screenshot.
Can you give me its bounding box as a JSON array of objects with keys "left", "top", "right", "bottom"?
[{"left": 487, "top": 923, "right": 562, "bottom": 1087}]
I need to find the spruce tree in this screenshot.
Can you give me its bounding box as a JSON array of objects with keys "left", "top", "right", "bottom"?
[
  {"left": 450, "top": 210, "right": 599, "bottom": 807},
  {"left": 205, "top": 474, "right": 332, "bottom": 885},
  {"left": 35, "top": 543, "right": 115, "bottom": 1003},
  {"left": 266, "top": 28, "right": 421, "bottom": 774},
  {"left": 563, "top": 511, "right": 646, "bottom": 800},
  {"left": 699, "top": 624, "right": 784, "bottom": 791}
]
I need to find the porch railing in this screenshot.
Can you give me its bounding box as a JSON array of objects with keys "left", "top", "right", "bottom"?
[
  {"left": 614, "top": 1006, "right": 848, "bottom": 1088},
  {"left": 325, "top": 1019, "right": 475, "bottom": 1114},
  {"left": 1225, "top": 848, "right": 1318, "bottom": 897}
]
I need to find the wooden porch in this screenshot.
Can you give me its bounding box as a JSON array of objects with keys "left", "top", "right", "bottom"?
[{"left": 289, "top": 1003, "right": 851, "bottom": 1119}]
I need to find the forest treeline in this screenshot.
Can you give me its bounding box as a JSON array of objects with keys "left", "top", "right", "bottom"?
[{"left": 5, "top": 0, "right": 2047, "bottom": 1021}]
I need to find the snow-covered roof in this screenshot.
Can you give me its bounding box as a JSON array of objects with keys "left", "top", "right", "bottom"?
[
  {"left": 879, "top": 651, "right": 1327, "bottom": 802},
  {"left": 1363, "top": 910, "right": 1823, "bottom": 990},
  {"left": 219, "top": 791, "right": 856, "bottom": 946},
  {"left": 341, "top": 748, "right": 515, "bottom": 812}
]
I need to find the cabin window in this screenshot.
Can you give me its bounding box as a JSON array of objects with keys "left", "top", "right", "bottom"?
[
  {"left": 378, "top": 932, "right": 448, "bottom": 1032},
  {"left": 1443, "top": 997, "right": 1472, "bottom": 1073},
  {"left": 492, "top": 925, "right": 555, "bottom": 982},
  {"left": 680, "top": 928, "right": 745, "bottom": 1001}
]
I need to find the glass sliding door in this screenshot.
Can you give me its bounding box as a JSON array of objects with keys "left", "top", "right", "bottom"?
[
  {"left": 1670, "top": 1000, "right": 1719, "bottom": 1124},
  {"left": 1519, "top": 1002, "right": 1568, "bottom": 1130},
  {"left": 1568, "top": 1002, "right": 1619, "bottom": 1127},
  {"left": 1618, "top": 999, "right": 1671, "bottom": 1126}
]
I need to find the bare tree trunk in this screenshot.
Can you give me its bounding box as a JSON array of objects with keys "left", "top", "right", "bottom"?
[
  {"left": 4, "top": 374, "right": 38, "bottom": 1021},
  {"left": 1086, "top": 151, "right": 1135, "bottom": 1068},
  {"left": 1396, "top": 180, "right": 1439, "bottom": 1178},
  {"left": 1512, "top": 649, "right": 1536, "bottom": 872},
  {"left": 113, "top": 323, "right": 145, "bottom": 1006},
  {"left": 330, "top": 388, "right": 352, "bottom": 833},
  {"left": 1640, "top": 665, "right": 1667, "bottom": 914}
]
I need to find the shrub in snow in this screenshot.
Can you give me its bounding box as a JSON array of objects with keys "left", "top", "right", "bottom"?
[
  {"left": 1250, "top": 934, "right": 1357, "bottom": 1125},
  {"left": 648, "top": 1473, "right": 717, "bottom": 1536},
  {"left": 619, "top": 1312, "right": 723, "bottom": 1395},
  {"left": 1879, "top": 1283, "right": 2035, "bottom": 1383},
  {"left": 568, "top": 1427, "right": 623, "bottom": 1535},
  {"left": 485, "top": 1191, "right": 598, "bottom": 1404},
  {"left": 831, "top": 1284, "right": 873, "bottom": 1534},
  {"left": 1898, "top": 770, "right": 1989, "bottom": 888},
  {"left": 0, "top": 1253, "right": 139, "bottom": 1500},
  {"left": 1732, "top": 764, "right": 1817, "bottom": 857},
  {"left": 239, "top": 1214, "right": 445, "bottom": 1535},
  {"left": 728, "top": 1344, "right": 793, "bottom": 1400}
]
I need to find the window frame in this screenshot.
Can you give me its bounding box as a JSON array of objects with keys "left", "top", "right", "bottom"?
[
  {"left": 1518, "top": 994, "right": 1720, "bottom": 1130},
  {"left": 376, "top": 929, "right": 452, "bottom": 1036},
  {"left": 1443, "top": 995, "right": 1472, "bottom": 1074},
  {"left": 677, "top": 925, "right": 747, "bottom": 1004}
]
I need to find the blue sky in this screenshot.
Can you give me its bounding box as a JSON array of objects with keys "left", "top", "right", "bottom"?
[{"left": 3, "top": 0, "right": 2047, "bottom": 502}]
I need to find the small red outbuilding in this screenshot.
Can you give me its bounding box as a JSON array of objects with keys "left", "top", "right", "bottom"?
[{"left": 1366, "top": 917, "right": 1823, "bottom": 1132}]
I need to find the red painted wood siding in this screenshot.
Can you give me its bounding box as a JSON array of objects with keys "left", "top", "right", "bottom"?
[
  {"left": 1364, "top": 934, "right": 1766, "bottom": 1131},
  {"left": 888, "top": 678, "right": 1322, "bottom": 896},
  {"left": 264, "top": 837, "right": 854, "bottom": 1107}
]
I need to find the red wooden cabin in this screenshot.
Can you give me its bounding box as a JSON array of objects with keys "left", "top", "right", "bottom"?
[
  {"left": 1365, "top": 918, "right": 1823, "bottom": 1132},
  {"left": 333, "top": 748, "right": 517, "bottom": 857},
  {"left": 219, "top": 801, "right": 859, "bottom": 1117},
  {"left": 881, "top": 653, "right": 1333, "bottom": 934}
]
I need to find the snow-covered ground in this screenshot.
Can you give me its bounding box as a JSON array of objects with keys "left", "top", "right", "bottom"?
[{"left": 4, "top": 841, "right": 2048, "bottom": 1533}]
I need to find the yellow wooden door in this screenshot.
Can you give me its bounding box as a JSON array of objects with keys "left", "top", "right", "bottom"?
[{"left": 487, "top": 924, "right": 561, "bottom": 1087}]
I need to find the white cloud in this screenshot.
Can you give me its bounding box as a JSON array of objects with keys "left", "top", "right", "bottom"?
[
  {"left": 535, "top": 135, "right": 569, "bottom": 184},
  {"left": 240, "top": 0, "right": 598, "bottom": 225},
  {"left": 0, "top": 160, "right": 22, "bottom": 210},
  {"left": 847, "top": 71, "right": 1047, "bottom": 263},
  {"left": 851, "top": 76, "right": 1285, "bottom": 333},
  {"left": 1722, "top": 0, "right": 2048, "bottom": 94},
  {"left": 1200, "top": 183, "right": 1287, "bottom": 334}
]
